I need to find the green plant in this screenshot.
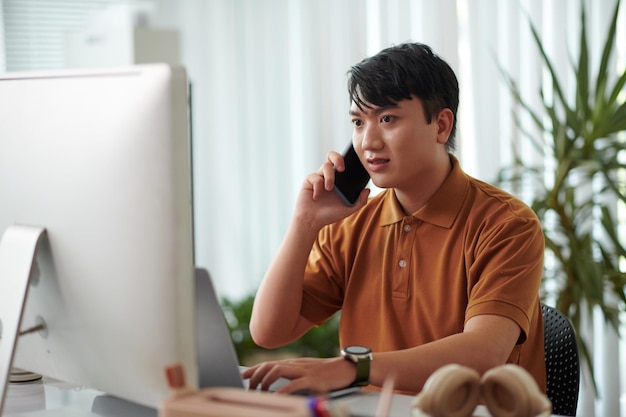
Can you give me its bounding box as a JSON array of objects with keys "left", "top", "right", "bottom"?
[
  {"left": 221, "top": 295, "right": 340, "bottom": 366},
  {"left": 497, "top": 0, "right": 626, "bottom": 390}
]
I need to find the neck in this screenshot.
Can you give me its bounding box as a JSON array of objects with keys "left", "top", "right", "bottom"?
[{"left": 394, "top": 156, "right": 453, "bottom": 215}]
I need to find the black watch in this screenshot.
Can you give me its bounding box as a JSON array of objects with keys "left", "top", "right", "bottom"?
[{"left": 341, "top": 345, "right": 372, "bottom": 386}]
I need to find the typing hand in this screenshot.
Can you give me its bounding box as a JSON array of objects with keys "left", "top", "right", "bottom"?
[{"left": 241, "top": 357, "right": 356, "bottom": 395}]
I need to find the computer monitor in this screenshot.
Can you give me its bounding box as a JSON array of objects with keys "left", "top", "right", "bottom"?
[{"left": 0, "top": 64, "right": 197, "bottom": 410}]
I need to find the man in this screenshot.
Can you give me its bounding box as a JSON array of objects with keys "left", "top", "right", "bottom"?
[{"left": 243, "top": 42, "right": 545, "bottom": 396}]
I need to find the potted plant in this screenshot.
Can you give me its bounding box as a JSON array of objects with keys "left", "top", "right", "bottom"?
[
  {"left": 497, "top": 0, "right": 626, "bottom": 388},
  {"left": 221, "top": 295, "right": 340, "bottom": 366}
]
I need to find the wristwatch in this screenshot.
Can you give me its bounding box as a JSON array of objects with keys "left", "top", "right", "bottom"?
[{"left": 341, "top": 345, "right": 373, "bottom": 386}]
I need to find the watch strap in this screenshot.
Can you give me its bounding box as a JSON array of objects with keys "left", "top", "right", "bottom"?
[{"left": 353, "top": 355, "right": 370, "bottom": 386}]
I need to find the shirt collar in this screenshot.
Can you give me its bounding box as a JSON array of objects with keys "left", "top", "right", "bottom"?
[{"left": 379, "top": 154, "right": 469, "bottom": 229}]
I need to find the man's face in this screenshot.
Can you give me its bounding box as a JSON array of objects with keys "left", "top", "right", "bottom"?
[{"left": 349, "top": 96, "right": 449, "bottom": 193}]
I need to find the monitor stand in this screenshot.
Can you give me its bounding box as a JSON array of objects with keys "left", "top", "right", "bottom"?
[{"left": 0, "top": 225, "right": 47, "bottom": 416}]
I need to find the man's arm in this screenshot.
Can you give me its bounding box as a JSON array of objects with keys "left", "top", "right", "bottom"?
[
  {"left": 369, "top": 314, "right": 521, "bottom": 391},
  {"left": 249, "top": 152, "right": 370, "bottom": 348},
  {"left": 243, "top": 314, "right": 521, "bottom": 394},
  {"left": 248, "top": 217, "right": 320, "bottom": 348}
]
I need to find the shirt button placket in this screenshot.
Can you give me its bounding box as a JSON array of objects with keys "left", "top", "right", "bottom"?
[
  {"left": 393, "top": 217, "right": 413, "bottom": 298},
  {"left": 399, "top": 219, "right": 412, "bottom": 268}
]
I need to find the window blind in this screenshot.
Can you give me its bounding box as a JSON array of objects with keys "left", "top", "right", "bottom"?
[
  {"left": 1, "top": 0, "right": 112, "bottom": 71},
  {"left": 0, "top": 0, "right": 5, "bottom": 71}
]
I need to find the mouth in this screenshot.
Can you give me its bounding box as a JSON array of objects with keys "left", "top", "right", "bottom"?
[
  {"left": 366, "top": 157, "right": 390, "bottom": 171},
  {"left": 367, "top": 157, "right": 389, "bottom": 165}
]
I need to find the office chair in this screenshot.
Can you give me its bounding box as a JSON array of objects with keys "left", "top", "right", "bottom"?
[{"left": 542, "top": 303, "right": 580, "bottom": 416}]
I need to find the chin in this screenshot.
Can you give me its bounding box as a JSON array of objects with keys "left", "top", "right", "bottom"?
[{"left": 370, "top": 180, "right": 391, "bottom": 191}]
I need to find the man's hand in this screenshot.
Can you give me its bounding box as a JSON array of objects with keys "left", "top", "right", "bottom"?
[
  {"left": 293, "top": 151, "right": 370, "bottom": 229},
  {"left": 242, "top": 356, "right": 357, "bottom": 395}
]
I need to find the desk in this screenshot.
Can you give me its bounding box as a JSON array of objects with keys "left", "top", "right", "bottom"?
[
  {"left": 2, "top": 379, "right": 418, "bottom": 417},
  {"left": 2, "top": 379, "right": 550, "bottom": 417},
  {"left": 3, "top": 378, "right": 102, "bottom": 416}
]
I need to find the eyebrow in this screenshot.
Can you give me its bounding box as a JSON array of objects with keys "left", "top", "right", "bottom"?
[{"left": 349, "top": 103, "right": 399, "bottom": 117}]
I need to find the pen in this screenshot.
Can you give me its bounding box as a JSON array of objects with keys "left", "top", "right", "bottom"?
[{"left": 375, "top": 375, "right": 395, "bottom": 417}]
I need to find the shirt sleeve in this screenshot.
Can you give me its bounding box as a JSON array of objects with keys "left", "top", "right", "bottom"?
[
  {"left": 464, "top": 212, "right": 544, "bottom": 344},
  {"left": 300, "top": 226, "right": 345, "bottom": 326}
]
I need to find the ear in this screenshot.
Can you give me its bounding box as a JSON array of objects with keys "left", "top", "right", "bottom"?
[{"left": 436, "top": 108, "right": 454, "bottom": 144}]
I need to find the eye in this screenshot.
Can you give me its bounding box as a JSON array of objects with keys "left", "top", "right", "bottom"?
[
  {"left": 381, "top": 115, "right": 393, "bottom": 123},
  {"left": 352, "top": 119, "right": 363, "bottom": 127}
]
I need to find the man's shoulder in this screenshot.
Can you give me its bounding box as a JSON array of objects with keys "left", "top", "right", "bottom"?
[{"left": 466, "top": 176, "right": 538, "bottom": 221}]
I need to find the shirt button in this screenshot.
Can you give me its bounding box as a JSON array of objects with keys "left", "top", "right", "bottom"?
[
  {"left": 403, "top": 224, "right": 411, "bottom": 232},
  {"left": 398, "top": 259, "right": 407, "bottom": 268}
]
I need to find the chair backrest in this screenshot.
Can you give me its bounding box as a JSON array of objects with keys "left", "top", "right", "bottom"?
[{"left": 542, "top": 303, "right": 580, "bottom": 416}]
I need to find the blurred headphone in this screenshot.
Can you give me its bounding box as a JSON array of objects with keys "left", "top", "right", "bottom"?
[{"left": 411, "top": 364, "right": 552, "bottom": 417}]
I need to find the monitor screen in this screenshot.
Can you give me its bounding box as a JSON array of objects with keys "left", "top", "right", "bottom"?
[{"left": 0, "top": 64, "right": 197, "bottom": 409}]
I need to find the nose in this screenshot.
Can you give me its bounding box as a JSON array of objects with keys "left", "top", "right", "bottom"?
[{"left": 358, "top": 125, "right": 383, "bottom": 152}]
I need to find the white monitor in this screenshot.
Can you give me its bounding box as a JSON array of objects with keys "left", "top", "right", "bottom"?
[{"left": 0, "top": 64, "right": 197, "bottom": 410}]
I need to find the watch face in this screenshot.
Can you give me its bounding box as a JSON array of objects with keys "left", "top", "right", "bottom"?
[{"left": 346, "top": 345, "right": 370, "bottom": 355}]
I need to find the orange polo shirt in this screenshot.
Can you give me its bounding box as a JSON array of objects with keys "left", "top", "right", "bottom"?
[{"left": 300, "top": 155, "right": 546, "bottom": 393}]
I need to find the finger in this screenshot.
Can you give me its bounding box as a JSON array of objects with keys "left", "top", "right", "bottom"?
[
  {"left": 245, "top": 363, "right": 275, "bottom": 391},
  {"left": 327, "top": 151, "right": 344, "bottom": 172},
  {"left": 320, "top": 161, "right": 336, "bottom": 191},
  {"left": 357, "top": 188, "right": 371, "bottom": 205},
  {"left": 274, "top": 377, "right": 314, "bottom": 395},
  {"left": 304, "top": 173, "right": 326, "bottom": 201},
  {"left": 259, "top": 364, "right": 306, "bottom": 391},
  {"left": 321, "top": 151, "right": 344, "bottom": 191},
  {"left": 241, "top": 365, "right": 257, "bottom": 379}
]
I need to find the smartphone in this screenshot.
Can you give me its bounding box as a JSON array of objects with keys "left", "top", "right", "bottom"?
[{"left": 333, "top": 142, "right": 370, "bottom": 206}]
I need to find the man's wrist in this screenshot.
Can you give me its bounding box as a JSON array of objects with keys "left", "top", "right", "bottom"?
[{"left": 341, "top": 345, "right": 372, "bottom": 386}]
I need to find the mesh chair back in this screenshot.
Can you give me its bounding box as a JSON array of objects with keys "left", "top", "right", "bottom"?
[{"left": 542, "top": 303, "right": 580, "bottom": 416}]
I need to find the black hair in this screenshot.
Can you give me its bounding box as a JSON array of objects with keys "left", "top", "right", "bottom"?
[{"left": 347, "top": 42, "right": 459, "bottom": 151}]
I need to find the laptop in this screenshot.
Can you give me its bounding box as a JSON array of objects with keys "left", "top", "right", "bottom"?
[{"left": 195, "top": 267, "right": 249, "bottom": 389}]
